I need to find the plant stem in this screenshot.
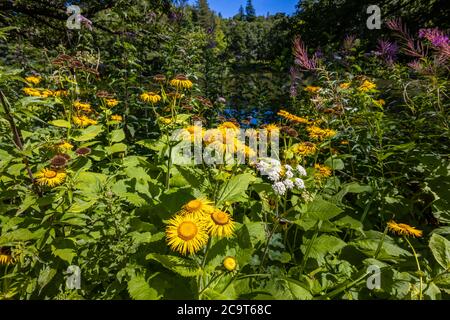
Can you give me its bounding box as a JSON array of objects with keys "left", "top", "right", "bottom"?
[{"left": 404, "top": 236, "right": 423, "bottom": 300}]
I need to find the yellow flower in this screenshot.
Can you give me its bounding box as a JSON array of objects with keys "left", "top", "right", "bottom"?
[
  {"left": 307, "top": 126, "right": 337, "bottom": 140},
  {"left": 387, "top": 221, "right": 423, "bottom": 237},
  {"left": 73, "top": 101, "right": 92, "bottom": 112},
  {"left": 159, "top": 117, "right": 172, "bottom": 125},
  {"left": 182, "top": 125, "right": 205, "bottom": 142},
  {"left": 25, "top": 76, "right": 41, "bottom": 85},
  {"left": 340, "top": 140, "right": 349, "bottom": 145},
  {"left": 166, "top": 213, "right": 209, "bottom": 255},
  {"left": 110, "top": 114, "right": 123, "bottom": 122},
  {"left": 182, "top": 198, "right": 215, "bottom": 219},
  {"left": 53, "top": 90, "right": 68, "bottom": 97},
  {"left": 0, "top": 248, "right": 13, "bottom": 265},
  {"left": 223, "top": 256, "right": 237, "bottom": 272},
  {"left": 56, "top": 141, "right": 74, "bottom": 151},
  {"left": 40, "top": 89, "right": 53, "bottom": 98},
  {"left": 218, "top": 121, "right": 239, "bottom": 131},
  {"left": 278, "top": 110, "right": 310, "bottom": 125},
  {"left": 23, "top": 87, "right": 42, "bottom": 97},
  {"left": 305, "top": 85, "right": 321, "bottom": 94},
  {"left": 35, "top": 168, "right": 66, "bottom": 187},
  {"left": 140, "top": 92, "right": 161, "bottom": 104},
  {"left": 292, "top": 142, "right": 317, "bottom": 156},
  {"left": 105, "top": 98, "right": 119, "bottom": 107},
  {"left": 206, "top": 210, "right": 235, "bottom": 238},
  {"left": 374, "top": 99, "right": 385, "bottom": 107},
  {"left": 358, "top": 80, "right": 377, "bottom": 92},
  {"left": 170, "top": 75, "right": 193, "bottom": 90},
  {"left": 264, "top": 124, "right": 280, "bottom": 135},
  {"left": 314, "top": 164, "right": 332, "bottom": 179},
  {"left": 339, "top": 82, "right": 351, "bottom": 89},
  {"left": 73, "top": 115, "right": 97, "bottom": 127}
]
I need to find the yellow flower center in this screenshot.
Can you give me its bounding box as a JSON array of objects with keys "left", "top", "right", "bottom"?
[
  {"left": 223, "top": 257, "right": 237, "bottom": 271},
  {"left": 44, "top": 170, "right": 57, "bottom": 179},
  {"left": 211, "top": 211, "right": 229, "bottom": 225},
  {"left": 177, "top": 221, "right": 198, "bottom": 241},
  {"left": 186, "top": 200, "right": 203, "bottom": 211}
]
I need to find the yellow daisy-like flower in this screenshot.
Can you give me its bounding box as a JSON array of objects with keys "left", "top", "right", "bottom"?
[
  {"left": 206, "top": 210, "right": 235, "bottom": 238},
  {"left": 73, "top": 101, "right": 92, "bottom": 112},
  {"left": 223, "top": 256, "right": 237, "bottom": 272},
  {"left": 387, "top": 221, "right": 423, "bottom": 238},
  {"left": 218, "top": 121, "right": 239, "bottom": 131},
  {"left": 358, "top": 80, "right": 377, "bottom": 92},
  {"left": 182, "top": 198, "right": 215, "bottom": 218},
  {"left": 23, "top": 87, "right": 42, "bottom": 97},
  {"left": 292, "top": 142, "right": 317, "bottom": 156},
  {"left": 73, "top": 115, "right": 97, "bottom": 127},
  {"left": 170, "top": 75, "right": 193, "bottom": 90},
  {"left": 264, "top": 124, "right": 280, "bottom": 135},
  {"left": 110, "top": 114, "right": 123, "bottom": 122},
  {"left": 140, "top": 92, "right": 161, "bottom": 104},
  {"left": 39, "top": 89, "right": 54, "bottom": 98},
  {"left": 340, "top": 140, "right": 349, "bottom": 145},
  {"left": 305, "top": 85, "right": 321, "bottom": 94},
  {"left": 105, "top": 98, "right": 119, "bottom": 107},
  {"left": 339, "top": 82, "right": 351, "bottom": 89},
  {"left": 314, "top": 164, "right": 332, "bottom": 178},
  {"left": 53, "top": 90, "right": 68, "bottom": 97},
  {"left": 277, "top": 110, "right": 310, "bottom": 125},
  {"left": 25, "top": 76, "right": 41, "bottom": 85},
  {"left": 35, "top": 168, "right": 66, "bottom": 187},
  {"left": 182, "top": 125, "right": 205, "bottom": 142},
  {"left": 166, "top": 213, "right": 209, "bottom": 255},
  {"left": 56, "top": 141, "right": 74, "bottom": 151},
  {"left": 0, "top": 248, "right": 13, "bottom": 265},
  {"left": 307, "top": 126, "right": 336, "bottom": 140}
]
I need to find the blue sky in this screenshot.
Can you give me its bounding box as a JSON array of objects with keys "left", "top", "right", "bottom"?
[{"left": 187, "top": 0, "right": 297, "bottom": 18}]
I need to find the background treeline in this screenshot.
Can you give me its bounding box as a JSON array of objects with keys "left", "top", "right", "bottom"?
[{"left": 0, "top": 0, "right": 449, "bottom": 122}]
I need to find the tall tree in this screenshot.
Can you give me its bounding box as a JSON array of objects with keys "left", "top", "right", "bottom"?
[
  {"left": 195, "top": 0, "right": 214, "bottom": 29},
  {"left": 245, "top": 0, "right": 256, "bottom": 22},
  {"left": 237, "top": 5, "right": 245, "bottom": 20}
]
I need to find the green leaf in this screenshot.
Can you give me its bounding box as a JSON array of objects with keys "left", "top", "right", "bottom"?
[
  {"left": 105, "top": 143, "right": 127, "bottom": 154},
  {"left": 301, "top": 234, "right": 346, "bottom": 264},
  {"left": 146, "top": 254, "right": 202, "bottom": 277},
  {"left": 38, "top": 266, "right": 57, "bottom": 294},
  {"left": 110, "top": 129, "right": 125, "bottom": 143},
  {"left": 53, "top": 248, "right": 76, "bottom": 264},
  {"left": 429, "top": 233, "right": 450, "bottom": 269},
  {"left": 67, "top": 200, "right": 96, "bottom": 213},
  {"left": 128, "top": 275, "right": 161, "bottom": 300},
  {"left": 174, "top": 165, "right": 209, "bottom": 191},
  {"left": 325, "top": 157, "right": 344, "bottom": 170},
  {"left": 305, "top": 196, "right": 343, "bottom": 221},
  {"left": 73, "top": 125, "right": 103, "bottom": 142},
  {"left": 49, "top": 119, "right": 71, "bottom": 128},
  {"left": 216, "top": 173, "right": 254, "bottom": 204}
]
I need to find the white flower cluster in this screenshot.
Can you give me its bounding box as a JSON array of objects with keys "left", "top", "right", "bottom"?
[{"left": 255, "top": 158, "right": 307, "bottom": 196}]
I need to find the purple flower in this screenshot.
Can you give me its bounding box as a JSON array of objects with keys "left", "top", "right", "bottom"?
[
  {"left": 419, "top": 28, "right": 449, "bottom": 47},
  {"left": 293, "top": 37, "right": 318, "bottom": 71},
  {"left": 375, "top": 39, "right": 399, "bottom": 65}
]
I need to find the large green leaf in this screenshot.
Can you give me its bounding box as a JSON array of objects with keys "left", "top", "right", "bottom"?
[
  {"left": 304, "top": 196, "right": 343, "bottom": 221},
  {"left": 128, "top": 275, "right": 161, "bottom": 300},
  {"left": 73, "top": 125, "right": 103, "bottom": 141},
  {"left": 429, "top": 233, "right": 450, "bottom": 269},
  {"left": 146, "top": 254, "right": 202, "bottom": 277},
  {"left": 301, "top": 234, "right": 346, "bottom": 264},
  {"left": 216, "top": 173, "right": 254, "bottom": 204}
]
